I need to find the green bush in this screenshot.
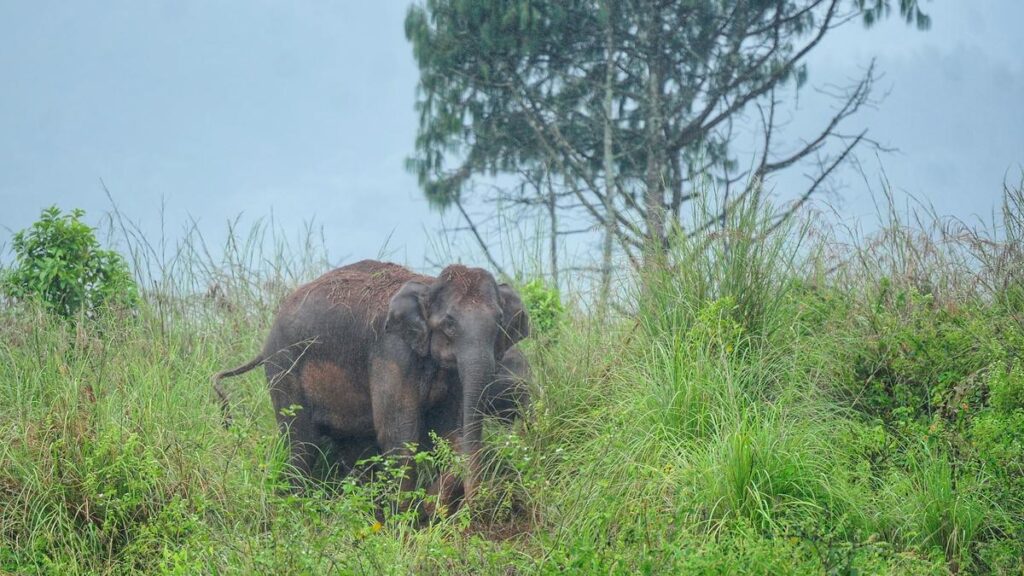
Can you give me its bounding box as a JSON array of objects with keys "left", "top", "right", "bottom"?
[
  {"left": 2, "top": 206, "right": 138, "bottom": 318},
  {"left": 519, "top": 278, "right": 563, "bottom": 337},
  {"left": 851, "top": 281, "right": 996, "bottom": 426},
  {"left": 970, "top": 363, "right": 1024, "bottom": 553}
]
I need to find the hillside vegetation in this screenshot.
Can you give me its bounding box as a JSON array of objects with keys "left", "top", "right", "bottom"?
[{"left": 2, "top": 185, "right": 1023, "bottom": 574}]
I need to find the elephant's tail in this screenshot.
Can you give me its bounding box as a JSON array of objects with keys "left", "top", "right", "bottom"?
[{"left": 212, "top": 354, "right": 265, "bottom": 429}]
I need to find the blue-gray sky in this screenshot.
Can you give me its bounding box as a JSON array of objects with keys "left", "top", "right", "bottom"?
[{"left": 1, "top": 2, "right": 1022, "bottom": 270}]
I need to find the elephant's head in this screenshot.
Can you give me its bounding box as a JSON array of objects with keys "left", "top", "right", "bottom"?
[{"left": 384, "top": 265, "right": 529, "bottom": 498}]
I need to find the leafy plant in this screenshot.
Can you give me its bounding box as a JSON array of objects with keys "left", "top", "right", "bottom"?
[
  {"left": 851, "top": 282, "right": 995, "bottom": 426},
  {"left": 2, "top": 206, "right": 138, "bottom": 318},
  {"left": 519, "top": 278, "right": 563, "bottom": 337}
]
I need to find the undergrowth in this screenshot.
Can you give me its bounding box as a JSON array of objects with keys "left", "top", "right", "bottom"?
[{"left": 2, "top": 178, "right": 1024, "bottom": 574}]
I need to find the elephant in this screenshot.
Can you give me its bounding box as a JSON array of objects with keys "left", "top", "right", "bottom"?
[
  {"left": 480, "top": 346, "right": 531, "bottom": 424},
  {"left": 212, "top": 259, "right": 530, "bottom": 505}
]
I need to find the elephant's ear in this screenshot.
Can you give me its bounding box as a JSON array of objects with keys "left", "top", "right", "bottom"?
[
  {"left": 385, "top": 280, "right": 430, "bottom": 356},
  {"left": 497, "top": 283, "right": 530, "bottom": 354}
]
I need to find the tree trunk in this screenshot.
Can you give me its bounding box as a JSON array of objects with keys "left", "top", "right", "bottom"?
[
  {"left": 599, "top": 0, "right": 617, "bottom": 312},
  {"left": 643, "top": 7, "right": 668, "bottom": 272}
]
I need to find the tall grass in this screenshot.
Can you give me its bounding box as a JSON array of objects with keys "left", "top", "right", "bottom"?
[{"left": 2, "top": 176, "right": 1024, "bottom": 573}]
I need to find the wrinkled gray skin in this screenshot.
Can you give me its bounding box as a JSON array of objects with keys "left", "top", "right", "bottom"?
[
  {"left": 213, "top": 260, "right": 530, "bottom": 505},
  {"left": 422, "top": 345, "right": 531, "bottom": 511}
]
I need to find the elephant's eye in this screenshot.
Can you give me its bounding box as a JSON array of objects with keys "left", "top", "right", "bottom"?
[{"left": 442, "top": 314, "right": 457, "bottom": 335}]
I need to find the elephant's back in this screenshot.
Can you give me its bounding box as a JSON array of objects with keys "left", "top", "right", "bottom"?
[
  {"left": 263, "top": 260, "right": 433, "bottom": 376},
  {"left": 285, "top": 260, "right": 433, "bottom": 315}
]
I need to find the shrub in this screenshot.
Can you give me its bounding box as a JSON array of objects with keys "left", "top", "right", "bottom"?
[
  {"left": 519, "top": 278, "right": 563, "bottom": 337},
  {"left": 850, "top": 282, "right": 996, "bottom": 425},
  {"left": 2, "top": 206, "right": 138, "bottom": 317}
]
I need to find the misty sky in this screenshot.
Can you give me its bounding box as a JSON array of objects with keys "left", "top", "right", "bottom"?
[{"left": 1, "top": 2, "right": 1022, "bottom": 271}]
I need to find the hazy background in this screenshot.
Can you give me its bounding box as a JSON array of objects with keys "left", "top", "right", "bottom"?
[{"left": 2, "top": 1, "right": 1022, "bottom": 269}]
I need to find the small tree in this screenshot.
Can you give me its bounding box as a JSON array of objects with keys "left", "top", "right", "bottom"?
[{"left": 2, "top": 206, "right": 138, "bottom": 318}]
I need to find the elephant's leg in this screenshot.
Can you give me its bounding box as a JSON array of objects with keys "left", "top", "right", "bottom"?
[
  {"left": 422, "top": 438, "right": 466, "bottom": 518},
  {"left": 369, "top": 343, "right": 424, "bottom": 495},
  {"left": 274, "top": 416, "right": 320, "bottom": 481},
  {"left": 421, "top": 396, "right": 465, "bottom": 516},
  {"left": 267, "top": 367, "right": 320, "bottom": 479}
]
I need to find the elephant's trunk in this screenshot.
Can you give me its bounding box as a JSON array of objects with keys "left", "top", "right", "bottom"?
[{"left": 456, "top": 344, "right": 495, "bottom": 502}]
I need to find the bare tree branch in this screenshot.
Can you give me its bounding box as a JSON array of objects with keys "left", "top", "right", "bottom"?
[
  {"left": 768, "top": 130, "right": 866, "bottom": 234},
  {"left": 454, "top": 197, "right": 509, "bottom": 279}
]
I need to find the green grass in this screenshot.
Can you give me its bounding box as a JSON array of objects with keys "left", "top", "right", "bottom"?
[{"left": 3, "top": 182, "right": 1024, "bottom": 574}]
